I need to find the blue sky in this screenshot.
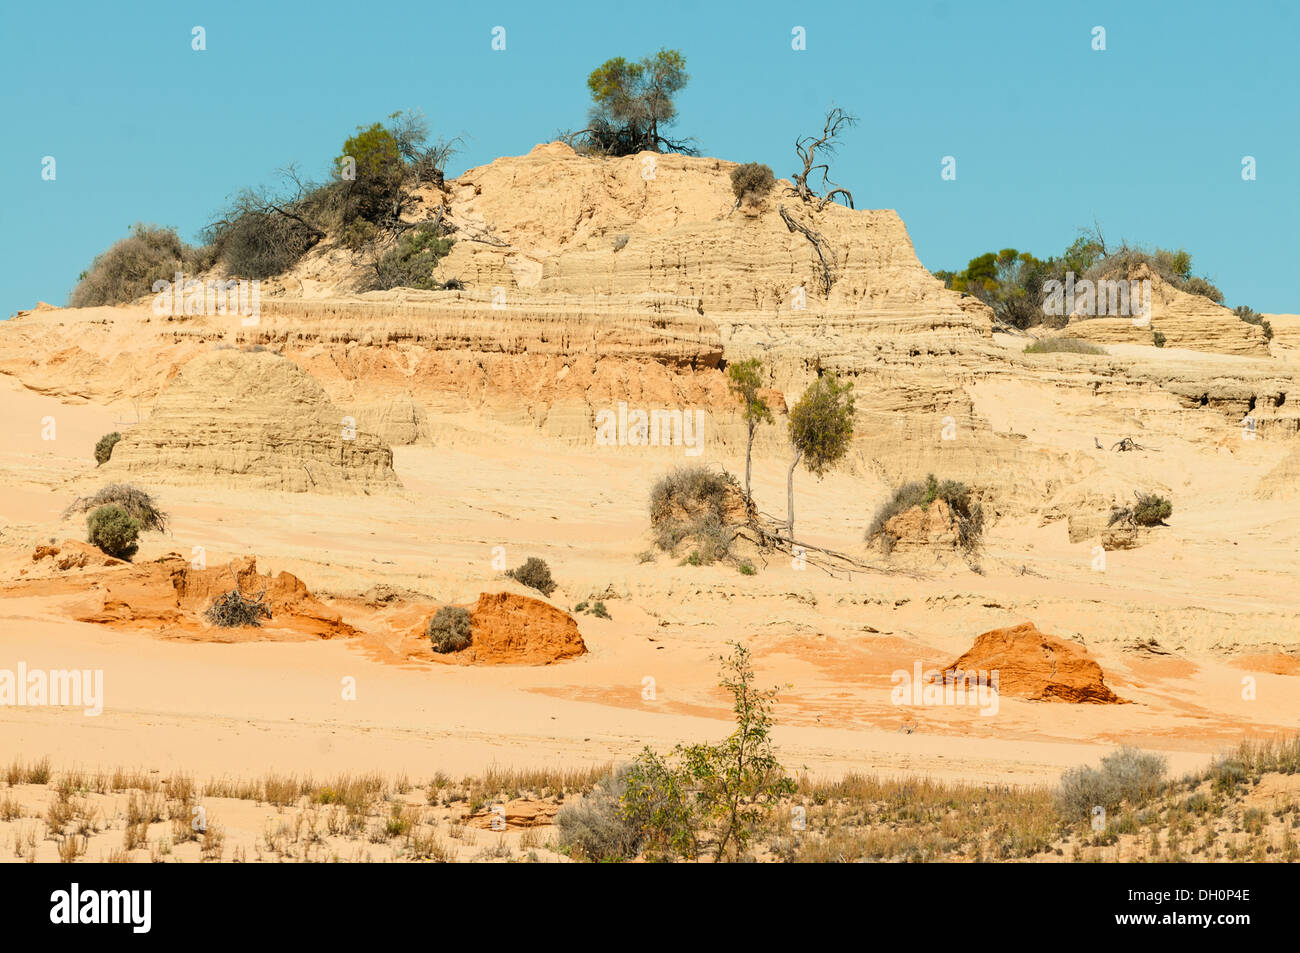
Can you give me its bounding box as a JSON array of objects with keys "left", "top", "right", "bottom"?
[{"left": 3, "top": 0, "right": 1296, "bottom": 316}]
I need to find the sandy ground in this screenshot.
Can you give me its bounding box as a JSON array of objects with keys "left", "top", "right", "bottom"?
[{"left": 2, "top": 365, "right": 1298, "bottom": 795}]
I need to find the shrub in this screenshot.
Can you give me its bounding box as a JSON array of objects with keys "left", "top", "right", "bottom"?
[
  {"left": 206, "top": 203, "right": 322, "bottom": 279},
  {"left": 426, "top": 606, "right": 473, "bottom": 653},
  {"left": 1234, "top": 305, "right": 1274, "bottom": 341},
  {"left": 1153, "top": 331, "right": 1167, "bottom": 348},
  {"left": 1024, "top": 337, "right": 1105, "bottom": 355},
  {"left": 612, "top": 233, "right": 630, "bottom": 252},
  {"left": 337, "top": 123, "right": 406, "bottom": 225},
  {"left": 1209, "top": 758, "right": 1248, "bottom": 796},
  {"left": 368, "top": 225, "right": 455, "bottom": 291},
  {"left": 204, "top": 590, "right": 271, "bottom": 628},
  {"left": 69, "top": 224, "right": 211, "bottom": 308},
  {"left": 1132, "top": 493, "right": 1172, "bottom": 527},
  {"left": 86, "top": 505, "right": 141, "bottom": 560},
  {"left": 591, "top": 601, "right": 610, "bottom": 619},
  {"left": 649, "top": 466, "right": 741, "bottom": 561},
  {"left": 738, "top": 560, "right": 756, "bottom": 576},
  {"left": 555, "top": 768, "right": 642, "bottom": 861},
  {"left": 506, "top": 557, "right": 556, "bottom": 597},
  {"left": 730, "top": 162, "right": 775, "bottom": 202},
  {"left": 64, "top": 483, "right": 168, "bottom": 533},
  {"left": 866, "top": 474, "right": 984, "bottom": 553},
  {"left": 1056, "top": 747, "right": 1167, "bottom": 821},
  {"left": 94, "top": 432, "right": 122, "bottom": 466},
  {"left": 620, "top": 643, "right": 795, "bottom": 862},
  {"left": 1112, "top": 492, "right": 1172, "bottom": 528}
]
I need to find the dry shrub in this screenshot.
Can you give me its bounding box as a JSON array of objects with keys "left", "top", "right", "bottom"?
[
  {"left": 64, "top": 483, "right": 168, "bottom": 533},
  {"left": 427, "top": 606, "right": 472, "bottom": 653},
  {"left": 69, "top": 223, "right": 213, "bottom": 308}
]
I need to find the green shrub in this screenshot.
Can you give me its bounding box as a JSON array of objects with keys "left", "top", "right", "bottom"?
[
  {"left": 337, "top": 123, "right": 406, "bottom": 225},
  {"left": 730, "top": 162, "right": 775, "bottom": 202},
  {"left": 69, "top": 224, "right": 212, "bottom": 308},
  {"left": 620, "top": 643, "right": 795, "bottom": 862},
  {"left": 94, "top": 432, "right": 122, "bottom": 466},
  {"left": 591, "top": 601, "right": 610, "bottom": 619},
  {"left": 1056, "top": 747, "right": 1168, "bottom": 821},
  {"left": 555, "top": 768, "right": 642, "bottom": 862},
  {"left": 426, "top": 606, "right": 473, "bottom": 653},
  {"left": 506, "top": 557, "right": 557, "bottom": 597},
  {"left": 1132, "top": 493, "right": 1172, "bottom": 526},
  {"left": 86, "top": 504, "right": 141, "bottom": 560},
  {"left": 1024, "top": 337, "right": 1105, "bottom": 355},
  {"left": 867, "top": 474, "right": 984, "bottom": 553},
  {"left": 1234, "top": 306, "right": 1274, "bottom": 341},
  {"left": 738, "top": 560, "right": 756, "bottom": 576},
  {"left": 1153, "top": 331, "right": 1167, "bottom": 348},
  {"left": 64, "top": 483, "right": 168, "bottom": 533},
  {"left": 368, "top": 224, "right": 454, "bottom": 291},
  {"left": 204, "top": 590, "right": 271, "bottom": 628}
]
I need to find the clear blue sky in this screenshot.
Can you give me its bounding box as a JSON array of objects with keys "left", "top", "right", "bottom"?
[{"left": 3, "top": 0, "right": 1296, "bottom": 316}]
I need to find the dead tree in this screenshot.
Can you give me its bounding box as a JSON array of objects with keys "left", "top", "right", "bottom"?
[
  {"left": 778, "top": 204, "right": 836, "bottom": 296},
  {"left": 791, "top": 107, "right": 858, "bottom": 210}
]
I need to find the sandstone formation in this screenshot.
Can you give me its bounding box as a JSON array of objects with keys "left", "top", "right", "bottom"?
[
  {"left": 14, "top": 547, "right": 356, "bottom": 640},
  {"left": 881, "top": 499, "right": 959, "bottom": 552},
  {"left": 420, "top": 592, "right": 587, "bottom": 666},
  {"left": 1066, "top": 264, "right": 1269, "bottom": 356},
  {"left": 101, "top": 348, "right": 400, "bottom": 493},
  {"left": 938, "top": 622, "right": 1123, "bottom": 704},
  {"left": 0, "top": 143, "right": 1295, "bottom": 528}
]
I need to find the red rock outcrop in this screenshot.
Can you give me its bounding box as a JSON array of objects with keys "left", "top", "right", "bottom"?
[{"left": 938, "top": 622, "right": 1123, "bottom": 704}]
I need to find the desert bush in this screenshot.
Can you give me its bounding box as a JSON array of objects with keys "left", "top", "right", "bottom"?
[
  {"left": 555, "top": 768, "right": 642, "bottom": 861},
  {"left": 649, "top": 466, "right": 742, "bottom": 560},
  {"left": 337, "top": 123, "right": 406, "bottom": 225},
  {"left": 730, "top": 162, "right": 775, "bottom": 202},
  {"left": 1024, "top": 337, "right": 1105, "bottom": 355},
  {"left": 1056, "top": 747, "right": 1167, "bottom": 820},
  {"left": 1087, "top": 245, "right": 1223, "bottom": 304},
  {"left": 866, "top": 474, "right": 984, "bottom": 553},
  {"left": 86, "top": 505, "right": 141, "bottom": 560},
  {"left": 1234, "top": 305, "right": 1274, "bottom": 341},
  {"left": 426, "top": 606, "right": 473, "bottom": 653},
  {"left": 206, "top": 198, "right": 327, "bottom": 279},
  {"left": 367, "top": 224, "right": 454, "bottom": 291},
  {"left": 204, "top": 590, "right": 271, "bottom": 628},
  {"left": 94, "top": 432, "right": 122, "bottom": 466},
  {"left": 506, "top": 557, "right": 557, "bottom": 597},
  {"left": 1153, "top": 331, "right": 1167, "bottom": 348},
  {"left": 612, "top": 233, "right": 630, "bottom": 252},
  {"left": 69, "top": 224, "right": 211, "bottom": 308},
  {"left": 1112, "top": 492, "right": 1172, "bottom": 528},
  {"left": 64, "top": 483, "right": 168, "bottom": 533},
  {"left": 620, "top": 643, "right": 795, "bottom": 862},
  {"left": 1132, "top": 493, "right": 1172, "bottom": 526}
]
